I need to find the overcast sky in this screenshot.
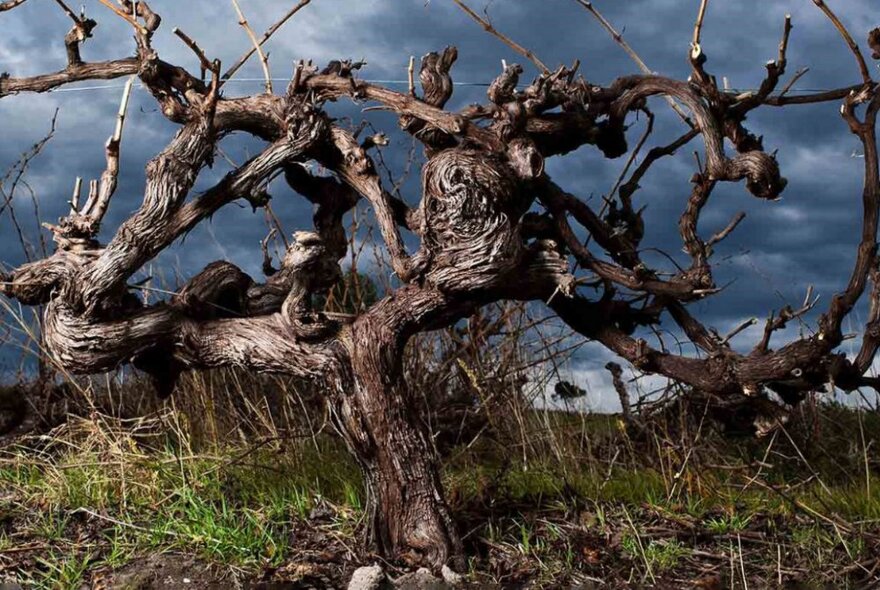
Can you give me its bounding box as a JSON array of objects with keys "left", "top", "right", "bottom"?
[{"left": 1, "top": 0, "right": 878, "bottom": 410}]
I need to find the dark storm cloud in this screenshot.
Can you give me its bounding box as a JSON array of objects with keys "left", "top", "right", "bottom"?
[{"left": 1, "top": 0, "right": 878, "bottom": 401}]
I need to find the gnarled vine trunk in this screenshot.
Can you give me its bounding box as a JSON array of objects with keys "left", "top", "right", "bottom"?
[
  {"left": 332, "top": 289, "right": 468, "bottom": 567},
  {"left": 3, "top": 0, "right": 880, "bottom": 572}
]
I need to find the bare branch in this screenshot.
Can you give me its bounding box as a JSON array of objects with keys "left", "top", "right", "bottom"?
[
  {"left": 571, "top": 0, "right": 692, "bottom": 126},
  {"left": 95, "top": 0, "right": 145, "bottom": 33},
  {"left": 754, "top": 294, "right": 819, "bottom": 354},
  {"left": 778, "top": 13, "right": 793, "bottom": 64},
  {"left": 451, "top": 0, "right": 549, "bottom": 74},
  {"left": 223, "top": 0, "right": 312, "bottom": 82},
  {"left": 706, "top": 211, "right": 746, "bottom": 248},
  {"left": 43, "top": 76, "right": 135, "bottom": 249},
  {"left": 0, "top": 60, "right": 140, "bottom": 97},
  {"left": 764, "top": 84, "right": 861, "bottom": 106},
  {"left": 606, "top": 361, "right": 636, "bottom": 427},
  {"left": 230, "top": 0, "right": 273, "bottom": 93},
  {"left": 721, "top": 318, "right": 757, "bottom": 346},
  {"left": 777, "top": 67, "right": 809, "bottom": 98},
  {"left": 811, "top": 0, "right": 872, "bottom": 84},
  {"left": 173, "top": 28, "right": 214, "bottom": 75},
  {"left": 51, "top": 0, "right": 79, "bottom": 22},
  {"left": 692, "top": 0, "right": 709, "bottom": 47}
]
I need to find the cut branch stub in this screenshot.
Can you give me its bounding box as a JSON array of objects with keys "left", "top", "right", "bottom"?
[
  {"left": 488, "top": 61, "right": 522, "bottom": 105},
  {"left": 399, "top": 47, "right": 459, "bottom": 150},
  {"left": 420, "top": 46, "right": 458, "bottom": 107}
]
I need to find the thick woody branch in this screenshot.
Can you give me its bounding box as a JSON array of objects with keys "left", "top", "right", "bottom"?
[
  {"left": 818, "top": 91, "right": 880, "bottom": 342},
  {"left": 399, "top": 47, "right": 459, "bottom": 150},
  {"left": 611, "top": 76, "right": 787, "bottom": 199},
  {"left": 60, "top": 3, "right": 97, "bottom": 67},
  {"left": 856, "top": 266, "right": 880, "bottom": 372},
  {"left": 541, "top": 184, "right": 702, "bottom": 300},
  {"left": 45, "top": 299, "right": 341, "bottom": 378},
  {"left": 539, "top": 179, "right": 640, "bottom": 270},
  {"left": 870, "top": 28, "right": 880, "bottom": 60},
  {"left": 678, "top": 175, "right": 717, "bottom": 288},
  {"left": 310, "top": 127, "right": 416, "bottom": 281},
  {"left": 77, "top": 101, "right": 327, "bottom": 313},
  {"left": 302, "top": 70, "right": 500, "bottom": 149},
  {"left": 0, "top": 59, "right": 140, "bottom": 97},
  {"left": 283, "top": 163, "right": 358, "bottom": 260}
]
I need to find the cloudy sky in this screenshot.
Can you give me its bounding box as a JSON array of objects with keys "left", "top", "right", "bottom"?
[{"left": 1, "top": 0, "right": 878, "bottom": 410}]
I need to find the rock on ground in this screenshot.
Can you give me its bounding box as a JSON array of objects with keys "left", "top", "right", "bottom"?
[{"left": 347, "top": 565, "right": 386, "bottom": 590}]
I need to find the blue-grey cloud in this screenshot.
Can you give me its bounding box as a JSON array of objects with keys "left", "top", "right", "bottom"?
[{"left": 1, "top": 0, "right": 878, "bottom": 407}]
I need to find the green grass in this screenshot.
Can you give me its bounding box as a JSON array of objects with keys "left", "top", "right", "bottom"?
[
  {"left": 2, "top": 403, "right": 880, "bottom": 588},
  {"left": 0, "top": 421, "right": 365, "bottom": 587}
]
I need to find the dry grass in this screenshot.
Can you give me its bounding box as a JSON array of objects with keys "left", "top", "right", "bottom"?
[{"left": 1, "top": 371, "right": 879, "bottom": 588}]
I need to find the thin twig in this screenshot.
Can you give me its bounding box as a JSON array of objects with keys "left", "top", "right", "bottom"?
[
  {"left": 573, "top": 0, "right": 649, "bottom": 72},
  {"left": 231, "top": 0, "right": 273, "bottom": 93},
  {"left": 572, "top": 0, "right": 693, "bottom": 126},
  {"left": 721, "top": 317, "right": 757, "bottom": 345},
  {"left": 51, "top": 0, "right": 79, "bottom": 23},
  {"left": 778, "top": 67, "right": 809, "bottom": 98},
  {"left": 112, "top": 76, "right": 135, "bottom": 144},
  {"left": 451, "top": 0, "right": 549, "bottom": 73},
  {"left": 172, "top": 28, "right": 214, "bottom": 74},
  {"left": 693, "top": 0, "right": 709, "bottom": 47},
  {"left": 95, "top": 0, "right": 144, "bottom": 32},
  {"left": 707, "top": 211, "right": 746, "bottom": 247},
  {"left": 608, "top": 110, "right": 655, "bottom": 201},
  {"left": 223, "top": 0, "right": 312, "bottom": 82}
]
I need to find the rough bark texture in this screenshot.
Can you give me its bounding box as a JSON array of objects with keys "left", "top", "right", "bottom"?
[{"left": 3, "top": 0, "right": 880, "bottom": 570}]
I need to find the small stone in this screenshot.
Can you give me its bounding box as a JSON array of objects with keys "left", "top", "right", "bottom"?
[
  {"left": 348, "top": 565, "right": 386, "bottom": 590},
  {"left": 394, "top": 568, "right": 449, "bottom": 590},
  {"left": 440, "top": 565, "right": 463, "bottom": 586}
]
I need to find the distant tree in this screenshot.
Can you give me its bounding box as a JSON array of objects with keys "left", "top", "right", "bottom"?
[
  {"left": 3, "top": 0, "right": 880, "bottom": 570},
  {"left": 554, "top": 380, "right": 587, "bottom": 402}
]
